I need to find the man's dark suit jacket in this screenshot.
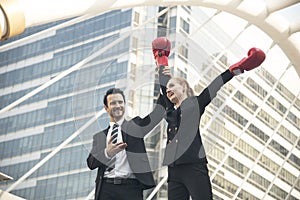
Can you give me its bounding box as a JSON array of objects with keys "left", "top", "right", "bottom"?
[{"left": 87, "top": 94, "right": 168, "bottom": 200}]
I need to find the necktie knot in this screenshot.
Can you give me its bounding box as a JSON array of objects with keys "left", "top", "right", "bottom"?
[{"left": 113, "top": 123, "right": 119, "bottom": 129}]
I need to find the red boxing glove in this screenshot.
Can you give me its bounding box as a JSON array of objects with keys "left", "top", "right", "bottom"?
[
  {"left": 229, "top": 47, "right": 266, "bottom": 75},
  {"left": 152, "top": 37, "right": 171, "bottom": 67}
]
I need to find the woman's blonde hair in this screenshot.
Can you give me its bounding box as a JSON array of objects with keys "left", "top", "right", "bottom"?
[{"left": 172, "top": 77, "right": 194, "bottom": 97}]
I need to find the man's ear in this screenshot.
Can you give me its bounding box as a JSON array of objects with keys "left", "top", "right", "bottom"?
[{"left": 104, "top": 105, "right": 109, "bottom": 112}]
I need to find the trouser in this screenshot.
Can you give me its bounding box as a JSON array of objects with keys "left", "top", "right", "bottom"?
[
  {"left": 98, "top": 178, "right": 143, "bottom": 200},
  {"left": 168, "top": 163, "right": 213, "bottom": 200}
]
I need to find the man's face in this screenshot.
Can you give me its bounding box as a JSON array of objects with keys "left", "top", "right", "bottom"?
[{"left": 105, "top": 93, "right": 125, "bottom": 122}]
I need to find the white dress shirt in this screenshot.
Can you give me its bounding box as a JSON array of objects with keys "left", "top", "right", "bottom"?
[{"left": 104, "top": 118, "right": 135, "bottom": 178}]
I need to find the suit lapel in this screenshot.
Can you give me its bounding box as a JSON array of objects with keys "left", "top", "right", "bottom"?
[
  {"left": 104, "top": 127, "right": 109, "bottom": 135},
  {"left": 121, "top": 120, "right": 128, "bottom": 142}
]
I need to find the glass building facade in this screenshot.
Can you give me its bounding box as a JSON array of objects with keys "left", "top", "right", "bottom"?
[
  {"left": 0, "top": 9, "right": 143, "bottom": 199},
  {"left": 0, "top": 5, "right": 299, "bottom": 200}
]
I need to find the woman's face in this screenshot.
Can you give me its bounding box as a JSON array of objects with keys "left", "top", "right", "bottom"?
[{"left": 166, "top": 78, "right": 186, "bottom": 105}]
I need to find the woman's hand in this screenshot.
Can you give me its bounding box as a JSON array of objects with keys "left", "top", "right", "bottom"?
[{"left": 159, "top": 65, "right": 172, "bottom": 77}]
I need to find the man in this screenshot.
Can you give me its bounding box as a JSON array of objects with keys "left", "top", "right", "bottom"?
[{"left": 86, "top": 86, "right": 170, "bottom": 199}]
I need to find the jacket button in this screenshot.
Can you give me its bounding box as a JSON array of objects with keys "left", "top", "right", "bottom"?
[
  {"left": 168, "top": 140, "right": 172, "bottom": 143},
  {"left": 175, "top": 139, "right": 178, "bottom": 143},
  {"left": 175, "top": 127, "right": 177, "bottom": 131}
]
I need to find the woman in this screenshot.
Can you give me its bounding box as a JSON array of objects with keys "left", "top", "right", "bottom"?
[
  {"left": 161, "top": 69, "right": 234, "bottom": 200},
  {"left": 153, "top": 38, "right": 266, "bottom": 200}
]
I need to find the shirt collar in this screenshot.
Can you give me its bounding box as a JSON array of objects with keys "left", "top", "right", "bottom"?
[{"left": 109, "top": 118, "right": 124, "bottom": 127}]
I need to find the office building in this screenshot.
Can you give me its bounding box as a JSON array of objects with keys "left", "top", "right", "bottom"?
[{"left": 0, "top": 5, "right": 299, "bottom": 200}]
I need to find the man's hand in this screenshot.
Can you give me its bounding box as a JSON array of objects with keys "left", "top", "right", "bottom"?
[
  {"left": 106, "top": 136, "right": 127, "bottom": 158},
  {"left": 229, "top": 47, "right": 266, "bottom": 75}
]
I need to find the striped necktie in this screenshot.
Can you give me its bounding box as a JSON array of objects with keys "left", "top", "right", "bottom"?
[
  {"left": 106, "top": 123, "right": 119, "bottom": 172},
  {"left": 111, "top": 123, "right": 119, "bottom": 144}
]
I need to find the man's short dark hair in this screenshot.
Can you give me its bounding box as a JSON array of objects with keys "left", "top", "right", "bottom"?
[{"left": 103, "top": 88, "right": 125, "bottom": 107}]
